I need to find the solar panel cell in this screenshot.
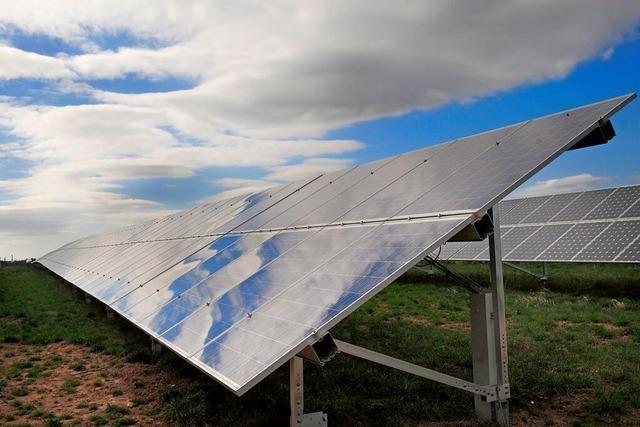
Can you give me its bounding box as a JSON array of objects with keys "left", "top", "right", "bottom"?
[
  {"left": 506, "top": 224, "right": 572, "bottom": 261},
  {"left": 521, "top": 192, "right": 581, "bottom": 223},
  {"left": 447, "top": 240, "right": 488, "bottom": 260},
  {"left": 498, "top": 199, "right": 522, "bottom": 224},
  {"left": 621, "top": 197, "right": 640, "bottom": 218},
  {"left": 502, "top": 196, "right": 551, "bottom": 224},
  {"left": 575, "top": 220, "right": 640, "bottom": 261},
  {"left": 537, "top": 222, "right": 609, "bottom": 261},
  {"left": 585, "top": 186, "right": 640, "bottom": 220},
  {"left": 550, "top": 188, "right": 613, "bottom": 221},
  {"left": 616, "top": 234, "right": 640, "bottom": 262},
  {"left": 476, "top": 226, "right": 540, "bottom": 260}
]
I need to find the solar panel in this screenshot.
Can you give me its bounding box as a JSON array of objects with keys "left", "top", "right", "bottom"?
[
  {"left": 474, "top": 225, "right": 541, "bottom": 260},
  {"left": 38, "top": 94, "right": 635, "bottom": 395},
  {"left": 550, "top": 188, "right": 614, "bottom": 221},
  {"left": 616, "top": 232, "right": 640, "bottom": 262},
  {"left": 584, "top": 186, "right": 640, "bottom": 220},
  {"left": 521, "top": 192, "right": 581, "bottom": 223},
  {"left": 538, "top": 222, "right": 610, "bottom": 261},
  {"left": 502, "top": 196, "right": 551, "bottom": 225},
  {"left": 621, "top": 195, "right": 640, "bottom": 218},
  {"left": 506, "top": 224, "right": 572, "bottom": 261},
  {"left": 575, "top": 220, "right": 640, "bottom": 261},
  {"left": 441, "top": 184, "right": 640, "bottom": 263}
]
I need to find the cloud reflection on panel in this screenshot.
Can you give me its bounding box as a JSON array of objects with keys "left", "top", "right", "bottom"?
[
  {"left": 132, "top": 219, "right": 458, "bottom": 390},
  {"left": 82, "top": 188, "right": 281, "bottom": 303},
  {"left": 140, "top": 231, "right": 313, "bottom": 348}
]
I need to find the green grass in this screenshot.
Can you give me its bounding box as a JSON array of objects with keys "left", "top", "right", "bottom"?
[
  {"left": 61, "top": 378, "right": 81, "bottom": 393},
  {"left": 1, "top": 263, "right": 639, "bottom": 426},
  {"left": 11, "top": 384, "right": 29, "bottom": 396},
  {"left": 160, "top": 386, "right": 208, "bottom": 426},
  {"left": 0, "top": 264, "right": 152, "bottom": 355},
  {"left": 69, "top": 360, "right": 86, "bottom": 371},
  {"left": 421, "top": 260, "right": 640, "bottom": 299}
]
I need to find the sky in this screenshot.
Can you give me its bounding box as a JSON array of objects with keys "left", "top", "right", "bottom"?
[{"left": 1, "top": 1, "right": 640, "bottom": 259}]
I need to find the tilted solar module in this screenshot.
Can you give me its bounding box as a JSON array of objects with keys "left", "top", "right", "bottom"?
[
  {"left": 39, "top": 94, "right": 635, "bottom": 394},
  {"left": 438, "top": 184, "right": 640, "bottom": 263}
]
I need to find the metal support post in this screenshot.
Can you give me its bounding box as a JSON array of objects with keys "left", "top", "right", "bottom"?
[
  {"left": 290, "top": 357, "right": 327, "bottom": 427},
  {"left": 487, "top": 207, "right": 510, "bottom": 425},
  {"left": 470, "top": 292, "right": 496, "bottom": 421},
  {"left": 85, "top": 294, "right": 91, "bottom": 304},
  {"left": 542, "top": 262, "right": 549, "bottom": 284},
  {"left": 151, "top": 339, "right": 162, "bottom": 355},
  {"left": 106, "top": 307, "right": 114, "bottom": 320},
  {"left": 290, "top": 357, "right": 304, "bottom": 427}
]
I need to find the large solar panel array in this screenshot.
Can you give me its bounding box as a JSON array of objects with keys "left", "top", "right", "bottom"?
[
  {"left": 38, "top": 94, "right": 634, "bottom": 395},
  {"left": 435, "top": 184, "right": 640, "bottom": 263}
]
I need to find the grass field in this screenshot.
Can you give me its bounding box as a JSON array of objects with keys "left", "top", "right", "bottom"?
[{"left": 1, "top": 262, "right": 639, "bottom": 426}]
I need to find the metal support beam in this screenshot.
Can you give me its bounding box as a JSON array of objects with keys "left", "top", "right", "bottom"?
[
  {"left": 106, "top": 307, "right": 114, "bottom": 320},
  {"left": 487, "top": 207, "right": 510, "bottom": 425},
  {"left": 290, "top": 357, "right": 304, "bottom": 426},
  {"left": 503, "top": 261, "right": 548, "bottom": 284},
  {"left": 290, "top": 357, "right": 327, "bottom": 427},
  {"left": 424, "top": 255, "right": 483, "bottom": 293},
  {"left": 335, "top": 339, "right": 507, "bottom": 401}
]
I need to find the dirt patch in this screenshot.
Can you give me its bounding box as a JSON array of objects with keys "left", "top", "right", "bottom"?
[
  {"left": 440, "top": 321, "right": 470, "bottom": 330},
  {"left": 599, "top": 322, "right": 623, "bottom": 332},
  {"left": 511, "top": 394, "right": 640, "bottom": 427},
  {"left": 511, "top": 398, "right": 583, "bottom": 427},
  {"left": 0, "top": 342, "right": 183, "bottom": 425},
  {"left": 555, "top": 320, "right": 577, "bottom": 328},
  {"left": 402, "top": 316, "right": 470, "bottom": 330},
  {"left": 403, "top": 315, "right": 432, "bottom": 326}
]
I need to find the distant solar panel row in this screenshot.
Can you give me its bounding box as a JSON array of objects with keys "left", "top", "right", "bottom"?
[
  {"left": 38, "top": 94, "right": 635, "bottom": 395},
  {"left": 436, "top": 184, "right": 640, "bottom": 263}
]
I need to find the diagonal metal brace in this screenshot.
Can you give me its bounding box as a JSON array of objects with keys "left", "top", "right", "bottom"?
[
  {"left": 334, "top": 339, "right": 510, "bottom": 402},
  {"left": 423, "top": 255, "right": 483, "bottom": 294}
]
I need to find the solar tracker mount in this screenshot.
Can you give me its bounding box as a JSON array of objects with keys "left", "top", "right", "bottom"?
[{"left": 38, "top": 93, "right": 636, "bottom": 426}]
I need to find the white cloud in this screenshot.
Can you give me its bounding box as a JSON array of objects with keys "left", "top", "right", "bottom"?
[
  {"left": 0, "top": 99, "right": 361, "bottom": 257},
  {"left": 0, "top": 45, "right": 74, "bottom": 80},
  {"left": 3, "top": 2, "right": 640, "bottom": 136},
  {"left": 0, "top": 1, "right": 639, "bottom": 258},
  {"left": 513, "top": 174, "right": 608, "bottom": 197}
]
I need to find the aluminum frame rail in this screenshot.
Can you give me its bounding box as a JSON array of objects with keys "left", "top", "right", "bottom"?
[{"left": 38, "top": 94, "right": 636, "bottom": 426}]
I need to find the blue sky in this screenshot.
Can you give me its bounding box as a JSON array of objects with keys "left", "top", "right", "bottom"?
[
  {"left": 1, "top": 2, "right": 640, "bottom": 258},
  {"left": 330, "top": 37, "right": 640, "bottom": 191}
]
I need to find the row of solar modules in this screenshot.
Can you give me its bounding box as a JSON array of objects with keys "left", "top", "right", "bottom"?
[
  {"left": 436, "top": 184, "right": 640, "bottom": 262},
  {"left": 38, "top": 94, "right": 635, "bottom": 394}
]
